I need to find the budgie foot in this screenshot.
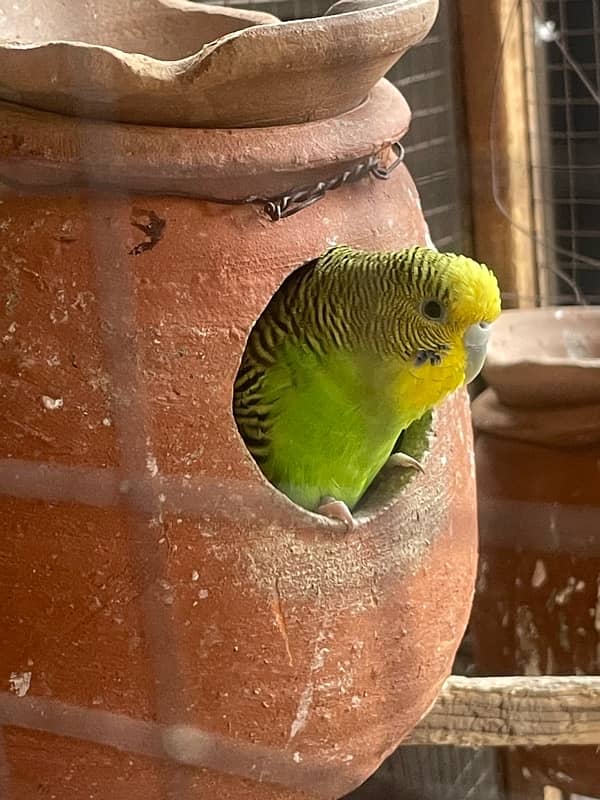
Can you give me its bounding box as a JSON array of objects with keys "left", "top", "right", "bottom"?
[
  {"left": 317, "top": 497, "right": 355, "bottom": 531},
  {"left": 386, "top": 451, "right": 424, "bottom": 472}
]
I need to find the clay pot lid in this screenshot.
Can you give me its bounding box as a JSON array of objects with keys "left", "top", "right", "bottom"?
[
  {"left": 0, "top": 0, "right": 438, "bottom": 127},
  {"left": 483, "top": 306, "right": 600, "bottom": 408}
]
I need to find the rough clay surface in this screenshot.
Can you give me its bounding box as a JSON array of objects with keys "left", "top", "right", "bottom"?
[{"left": 0, "top": 101, "right": 477, "bottom": 799}]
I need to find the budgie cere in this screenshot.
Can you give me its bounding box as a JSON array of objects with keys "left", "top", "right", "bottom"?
[{"left": 234, "top": 245, "right": 501, "bottom": 528}]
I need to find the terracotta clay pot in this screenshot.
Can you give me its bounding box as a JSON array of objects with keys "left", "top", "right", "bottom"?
[
  {"left": 0, "top": 0, "right": 438, "bottom": 127},
  {"left": 0, "top": 2, "right": 479, "bottom": 799},
  {"left": 470, "top": 307, "right": 600, "bottom": 797}
]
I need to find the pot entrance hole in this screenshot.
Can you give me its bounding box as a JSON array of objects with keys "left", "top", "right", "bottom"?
[{"left": 232, "top": 258, "right": 434, "bottom": 526}]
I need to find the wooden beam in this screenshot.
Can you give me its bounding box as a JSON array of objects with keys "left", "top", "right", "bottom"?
[
  {"left": 405, "top": 675, "right": 600, "bottom": 747},
  {"left": 456, "top": 0, "right": 538, "bottom": 307}
]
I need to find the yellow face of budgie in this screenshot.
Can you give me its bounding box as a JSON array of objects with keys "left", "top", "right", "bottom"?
[{"left": 388, "top": 248, "right": 501, "bottom": 416}]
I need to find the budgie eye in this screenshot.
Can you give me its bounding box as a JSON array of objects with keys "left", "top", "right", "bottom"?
[{"left": 421, "top": 299, "right": 445, "bottom": 322}]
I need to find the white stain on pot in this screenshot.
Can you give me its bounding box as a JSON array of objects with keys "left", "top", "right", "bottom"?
[
  {"left": 515, "top": 606, "right": 541, "bottom": 675},
  {"left": 530, "top": 559, "right": 547, "bottom": 588},
  {"left": 555, "top": 577, "right": 577, "bottom": 606},
  {"left": 2, "top": 321, "right": 17, "bottom": 343},
  {"left": 476, "top": 559, "right": 489, "bottom": 593},
  {"left": 289, "top": 626, "right": 329, "bottom": 741},
  {"left": 318, "top": 662, "right": 354, "bottom": 695},
  {"left": 41, "top": 395, "right": 63, "bottom": 410},
  {"left": 9, "top": 671, "right": 32, "bottom": 697},
  {"left": 50, "top": 308, "right": 69, "bottom": 324},
  {"left": 157, "top": 578, "right": 175, "bottom": 606},
  {"left": 71, "top": 291, "right": 94, "bottom": 312},
  {"left": 146, "top": 454, "right": 158, "bottom": 477}
]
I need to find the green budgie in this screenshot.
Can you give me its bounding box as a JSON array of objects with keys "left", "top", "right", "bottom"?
[{"left": 234, "top": 245, "right": 501, "bottom": 528}]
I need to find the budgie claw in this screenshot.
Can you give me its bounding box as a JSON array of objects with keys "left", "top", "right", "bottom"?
[
  {"left": 386, "top": 452, "right": 424, "bottom": 473},
  {"left": 317, "top": 497, "right": 355, "bottom": 531}
]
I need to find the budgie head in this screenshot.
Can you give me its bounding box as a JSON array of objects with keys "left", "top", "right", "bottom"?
[
  {"left": 321, "top": 245, "right": 501, "bottom": 385},
  {"left": 394, "top": 246, "right": 501, "bottom": 384}
]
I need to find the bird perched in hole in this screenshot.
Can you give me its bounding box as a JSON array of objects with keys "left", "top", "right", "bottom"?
[{"left": 234, "top": 245, "right": 501, "bottom": 528}]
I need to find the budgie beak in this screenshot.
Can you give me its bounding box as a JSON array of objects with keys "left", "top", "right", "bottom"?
[{"left": 463, "top": 322, "right": 491, "bottom": 384}]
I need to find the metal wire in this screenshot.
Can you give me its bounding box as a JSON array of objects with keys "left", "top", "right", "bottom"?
[{"left": 261, "top": 141, "right": 405, "bottom": 220}]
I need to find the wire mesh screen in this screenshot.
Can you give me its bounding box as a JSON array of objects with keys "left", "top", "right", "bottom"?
[
  {"left": 344, "top": 744, "right": 504, "bottom": 800},
  {"left": 527, "top": 0, "right": 600, "bottom": 304},
  {"left": 387, "top": 2, "right": 469, "bottom": 253},
  {"left": 208, "top": 0, "right": 470, "bottom": 253}
]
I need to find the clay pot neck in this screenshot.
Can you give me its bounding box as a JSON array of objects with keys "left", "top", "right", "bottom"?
[{"left": 0, "top": 81, "right": 409, "bottom": 200}]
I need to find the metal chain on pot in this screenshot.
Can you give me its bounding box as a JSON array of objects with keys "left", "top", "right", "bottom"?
[
  {"left": 263, "top": 141, "right": 405, "bottom": 221},
  {"left": 224, "top": 140, "right": 405, "bottom": 221}
]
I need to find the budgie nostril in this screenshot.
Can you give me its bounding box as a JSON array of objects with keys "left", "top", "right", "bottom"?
[{"left": 463, "top": 321, "right": 492, "bottom": 384}]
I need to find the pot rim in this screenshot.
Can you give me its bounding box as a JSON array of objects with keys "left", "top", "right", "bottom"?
[
  {"left": 0, "top": 0, "right": 438, "bottom": 126},
  {"left": 484, "top": 306, "right": 600, "bottom": 370}
]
